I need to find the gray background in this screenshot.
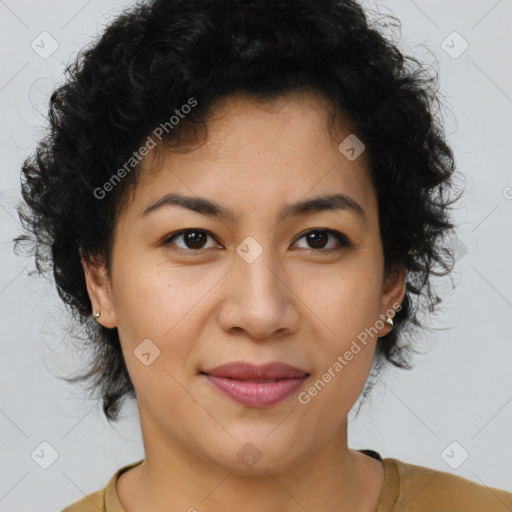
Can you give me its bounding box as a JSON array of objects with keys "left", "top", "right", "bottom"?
[{"left": 1, "top": 0, "right": 511, "bottom": 510}]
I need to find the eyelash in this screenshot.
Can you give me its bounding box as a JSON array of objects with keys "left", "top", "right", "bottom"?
[{"left": 161, "top": 228, "right": 352, "bottom": 255}]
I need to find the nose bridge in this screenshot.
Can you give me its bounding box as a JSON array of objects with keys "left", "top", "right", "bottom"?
[
  {"left": 235, "top": 235, "right": 284, "bottom": 303},
  {"left": 226, "top": 234, "right": 292, "bottom": 336}
]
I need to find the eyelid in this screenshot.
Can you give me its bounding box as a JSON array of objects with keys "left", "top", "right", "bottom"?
[
  {"left": 161, "top": 228, "right": 352, "bottom": 253},
  {"left": 161, "top": 229, "right": 221, "bottom": 253},
  {"left": 293, "top": 229, "right": 352, "bottom": 254},
  {"left": 294, "top": 227, "right": 351, "bottom": 247}
]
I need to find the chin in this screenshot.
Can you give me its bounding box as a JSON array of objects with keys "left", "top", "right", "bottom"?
[{"left": 203, "top": 433, "right": 307, "bottom": 475}]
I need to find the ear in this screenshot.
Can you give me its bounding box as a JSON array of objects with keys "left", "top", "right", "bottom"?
[
  {"left": 81, "top": 254, "right": 117, "bottom": 329},
  {"left": 379, "top": 263, "right": 407, "bottom": 336}
]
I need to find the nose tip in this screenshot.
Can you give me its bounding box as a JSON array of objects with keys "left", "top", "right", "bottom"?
[{"left": 217, "top": 249, "right": 300, "bottom": 339}]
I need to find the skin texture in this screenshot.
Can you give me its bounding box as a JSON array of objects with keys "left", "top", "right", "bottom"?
[{"left": 82, "top": 91, "right": 407, "bottom": 512}]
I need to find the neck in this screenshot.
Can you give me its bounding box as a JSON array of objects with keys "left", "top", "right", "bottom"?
[{"left": 117, "top": 403, "right": 383, "bottom": 512}]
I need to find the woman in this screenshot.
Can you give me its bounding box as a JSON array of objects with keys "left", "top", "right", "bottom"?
[{"left": 14, "top": 0, "right": 512, "bottom": 510}]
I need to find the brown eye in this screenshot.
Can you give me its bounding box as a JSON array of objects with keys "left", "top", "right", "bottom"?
[
  {"left": 305, "top": 231, "right": 329, "bottom": 249},
  {"left": 162, "top": 228, "right": 351, "bottom": 255},
  {"left": 294, "top": 229, "right": 351, "bottom": 252},
  {"left": 163, "top": 230, "right": 218, "bottom": 251}
]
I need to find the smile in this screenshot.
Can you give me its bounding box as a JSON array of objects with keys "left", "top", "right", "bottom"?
[{"left": 201, "top": 374, "right": 309, "bottom": 407}]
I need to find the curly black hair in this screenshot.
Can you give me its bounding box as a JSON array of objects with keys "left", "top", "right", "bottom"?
[{"left": 14, "top": 0, "right": 463, "bottom": 422}]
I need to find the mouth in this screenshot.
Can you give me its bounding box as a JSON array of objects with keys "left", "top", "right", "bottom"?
[{"left": 200, "top": 361, "right": 310, "bottom": 407}]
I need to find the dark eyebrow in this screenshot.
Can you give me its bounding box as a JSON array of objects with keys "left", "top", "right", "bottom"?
[
  {"left": 280, "top": 193, "right": 367, "bottom": 227},
  {"left": 141, "top": 192, "right": 368, "bottom": 227}
]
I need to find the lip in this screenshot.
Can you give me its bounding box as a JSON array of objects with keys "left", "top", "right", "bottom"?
[
  {"left": 201, "top": 361, "right": 309, "bottom": 407},
  {"left": 202, "top": 361, "right": 308, "bottom": 380}
]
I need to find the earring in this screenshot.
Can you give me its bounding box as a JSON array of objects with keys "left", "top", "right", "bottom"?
[
  {"left": 384, "top": 316, "right": 394, "bottom": 328},
  {"left": 93, "top": 307, "right": 101, "bottom": 319}
]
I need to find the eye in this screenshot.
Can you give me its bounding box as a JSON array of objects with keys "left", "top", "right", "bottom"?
[
  {"left": 162, "top": 228, "right": 352, "bottom": 254},
  {"left": 293, "top": 229, "right": 352, "bottom": 252},
  {"left": 162, "top": 229, "right": 219, "bottom": 252}
]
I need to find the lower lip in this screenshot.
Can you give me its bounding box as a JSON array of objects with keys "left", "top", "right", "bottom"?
[{"left": 203, "top": 374, "right": 308, "bottom": 407}]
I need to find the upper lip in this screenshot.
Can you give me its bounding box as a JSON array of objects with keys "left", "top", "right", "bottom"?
[{"left": 201, "top": 361, "right": 309, "bottom": 380}]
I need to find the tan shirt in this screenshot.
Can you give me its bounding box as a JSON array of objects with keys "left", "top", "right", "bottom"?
[{"left": 61, "top": 450, "right": 512, "bottom": 511}]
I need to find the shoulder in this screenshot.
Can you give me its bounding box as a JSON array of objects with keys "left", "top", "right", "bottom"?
[
  {"left": 61, "top": 488, "right": 105, "bottom": 512},
  {"left": 383, "top": 457, "right": 512, "bottom": 512},
  {"left": 60, "top": 459, "right": 144, "bottom": 512}
]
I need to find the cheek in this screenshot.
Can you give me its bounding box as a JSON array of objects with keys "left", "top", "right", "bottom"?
[
  {"left": 110, "top": 261, "right": 213, "bottom": 382},
  {"left": 111, "top": 255, "right": 206, "bottom": 338},
  {"left": 112, "top": 270, "right": 197, "bottom": 406},
  {"left": 302, "top": 264, "right": 382, "bottom": 386},
  {"left": 307, "top": 267, "right": 383, "bottom": 336},
  {"left": 111, "top": 277, "right": 160, "bottom": 338}
]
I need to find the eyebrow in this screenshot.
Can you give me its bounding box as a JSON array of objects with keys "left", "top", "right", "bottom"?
[{"left": 141, "top": 192, "right": 368, "bottom": 226}]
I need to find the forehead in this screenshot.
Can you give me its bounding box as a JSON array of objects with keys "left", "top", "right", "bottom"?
[
  {"left": 168, "top": 91, "right": 357, "bottom": 161},
  {"left": 120, "top": 91, "right": 377, "bottom": 227}
]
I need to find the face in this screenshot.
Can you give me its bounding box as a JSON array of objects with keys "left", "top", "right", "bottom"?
[{"left": 84, "top": 91, "right": 406, "bottom": 474}]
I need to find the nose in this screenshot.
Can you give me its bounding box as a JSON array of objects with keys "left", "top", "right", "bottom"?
[{"left": 216, "top": 242, "right": 300, "bottom": 340}]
